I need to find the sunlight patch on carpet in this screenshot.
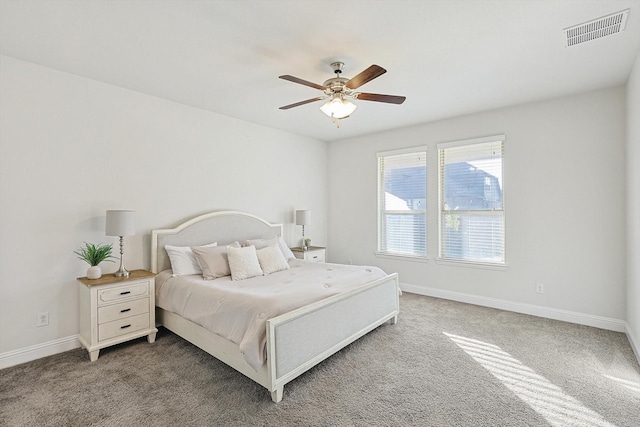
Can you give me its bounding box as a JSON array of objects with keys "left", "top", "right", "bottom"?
[
  {"left": 602, "top": 374, "right": 640, "bottom": 394},
  {"left": 444, "top": 332, "right": 616, "bottom": 427}
]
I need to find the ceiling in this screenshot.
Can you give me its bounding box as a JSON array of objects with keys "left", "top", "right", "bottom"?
[{"left": 1, "top": 0, "right": 639, "bottom": 142}]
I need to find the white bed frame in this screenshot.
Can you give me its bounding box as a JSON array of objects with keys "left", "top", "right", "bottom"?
[{"left": 151, "top": 211, "right": 399, "bottom": 402}]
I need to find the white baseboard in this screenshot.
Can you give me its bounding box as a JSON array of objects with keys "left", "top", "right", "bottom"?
[
  {"left": 625, "top": 323, "right": 640, "bottom": 365},
  {"left": 0, "top": 335, "right": 81, "bottom": 370},
  {"left": 3, "top": 292, "right": 638, "bottom": 369},
  {"left": 401, "top": 283, "right": 627, "bottom": 333}
]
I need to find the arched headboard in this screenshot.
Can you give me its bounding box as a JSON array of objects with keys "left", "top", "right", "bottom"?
[{"left": 151, "top": 211, "right": 283, "bottom": 273}]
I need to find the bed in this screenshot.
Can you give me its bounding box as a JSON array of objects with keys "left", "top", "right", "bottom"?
[{"left": 151, "top": 210, "right": 399, "bottom": 402}]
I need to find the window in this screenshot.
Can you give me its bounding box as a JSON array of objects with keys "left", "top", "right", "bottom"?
[
  {"left": 377, "top": 147, "right": 427, "bottom": 258},
  {"left": 438, "top": 136, "right": 505, "bottom": 264}
]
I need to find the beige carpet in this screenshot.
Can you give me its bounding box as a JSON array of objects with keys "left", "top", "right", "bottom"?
[{"left": 1, "top": 293, "right": 639, "bottom": 426}]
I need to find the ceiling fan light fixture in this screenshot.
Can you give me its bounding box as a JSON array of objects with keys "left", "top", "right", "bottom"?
[{"left": 320, "top": 94, "right": 357, "bottom": 119}]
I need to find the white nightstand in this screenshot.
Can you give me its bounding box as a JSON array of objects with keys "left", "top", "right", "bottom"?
[
  {"left": 77, "top": 270, "right": 158, "bottom": 362},
  {"left": 291, "top": 246, "right": 326, "bottom": 263}
]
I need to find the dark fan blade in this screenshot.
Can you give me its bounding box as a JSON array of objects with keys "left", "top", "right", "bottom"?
[
  {"left": 345, "top": 65, "right": 387, "bottom": 90},
  {"left": 356, "top": 93, "right": 406, "bottom": 104},
  {"left": 279, "top": 75, "right": 327, "bottom": 90},
  {"left": 279, "top": 97, "right": 325, "bottom": 110}
]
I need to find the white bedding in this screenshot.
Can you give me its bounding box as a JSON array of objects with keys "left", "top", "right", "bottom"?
[{"left": 155, "top": 259, "right": 387, "bottom": 371}]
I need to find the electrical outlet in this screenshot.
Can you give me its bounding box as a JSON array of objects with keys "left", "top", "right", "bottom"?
[
  {"left": 36, "top": 312, "right": 49, "bottom": 327},
  {"left": 535, "top": 283, "right": 544, "bottom": 294}
]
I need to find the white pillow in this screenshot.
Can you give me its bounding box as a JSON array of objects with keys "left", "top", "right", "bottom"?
[
  {"left": 278, "top": 237, "right": 296, "bottom": 260},
  {"left": 165, "top": 242, "right": 216, "bottom": 276},
  {"left": 227, "top": 245, "right": 264, "bottom": 281},
  {"left": 192, "top": 242, "right": 240, "bottom": 280},
  {"left": 244, "top": 236, "right": 295, "bottom": 260},
  {"left": 257, "top": 244, "right": 290, "bottom": 275}
]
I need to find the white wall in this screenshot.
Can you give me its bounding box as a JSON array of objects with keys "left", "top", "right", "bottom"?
[
  {"left": 0, "top": 56, "right": 327, "bottom": 357},
  {"left": 328, "top": 87, "right": 626, "bottom": 323},
  {"left": 627, "top": 51, "right": 640, "bottom": 359}
]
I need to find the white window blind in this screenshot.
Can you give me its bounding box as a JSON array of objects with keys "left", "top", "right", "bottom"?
[
  {"left": 377, "top": 148, "right": 427, "bottom": 258},
  {"left": 438, "top": 137, "right": 505, "bottom": 264}
]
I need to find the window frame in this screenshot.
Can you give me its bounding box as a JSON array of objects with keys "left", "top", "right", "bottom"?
[
  {"left": 376, "top": 146, "right": 428, "bottom": 261},
  {"left": 436, "top": 135, "right": 506, "bottom": 268}
]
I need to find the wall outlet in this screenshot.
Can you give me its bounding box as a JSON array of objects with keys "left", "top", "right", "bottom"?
[
  {"left": 36, "top": 312, "right": 49, "bottom": 327},
  {"left": 535, "top": 283, "right": 544, "bottom": 294}
]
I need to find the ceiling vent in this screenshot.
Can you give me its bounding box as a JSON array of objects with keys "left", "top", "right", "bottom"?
[{"left": 564, "top": 9, "right": 629, "bottom": 47}]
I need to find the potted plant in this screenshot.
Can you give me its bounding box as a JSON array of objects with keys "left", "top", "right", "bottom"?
[
  {"left": 303, "top": 238, "right": 311, "bottom": 249},
  {"left": 74, "top": 242, "right": 115, "bottom": 279}
]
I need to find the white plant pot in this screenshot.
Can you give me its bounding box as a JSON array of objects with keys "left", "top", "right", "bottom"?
[{"left": 87, "top": 266, "right": 102, "bottom": 280}]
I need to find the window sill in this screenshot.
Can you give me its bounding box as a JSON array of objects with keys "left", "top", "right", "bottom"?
[
  {"left": 435, "top": 258, "right": 507, "bottom": 271},
  {"left": 375, "top": 252, "right": 429, "bottom": 263}
]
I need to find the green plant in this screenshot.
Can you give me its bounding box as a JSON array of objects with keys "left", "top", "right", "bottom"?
[{"left": 74, "top": 242, "right": 115, "bottom": 266}]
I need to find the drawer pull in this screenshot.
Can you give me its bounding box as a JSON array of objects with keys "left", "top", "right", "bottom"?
[
  {"left": 120, "top": 324, "right": 131, "bottom": 330},
  {"left": 120, "top": 308, "right": 131, "bottom": 313},
  {"left": 120, "top": 291, "right": 131, "bottom": 295}
]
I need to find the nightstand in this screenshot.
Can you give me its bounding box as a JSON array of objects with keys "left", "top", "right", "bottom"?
[
  {"left": 77, "top": 269, "right": 158, "bottom": 362},
  {"left": 290, "top": 246, "right": 326, "bottom": 263}
]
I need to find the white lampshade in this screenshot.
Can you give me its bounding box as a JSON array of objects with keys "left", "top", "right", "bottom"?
[
  {"left": 320, "top": 94, "right": 357, "bottom": 119},
  {"left": 105, "top": 210, "right": 135, "bottom": 236},
  {"left": 295, "top": 210, "right": 310, "bottom": 226}
]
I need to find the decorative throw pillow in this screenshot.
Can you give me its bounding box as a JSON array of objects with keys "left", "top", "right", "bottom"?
[
  {"left": 192, "top": 242, "right": 240, "bottom": 280},
  {"left": 165, "top": 242, "right": 217, "bottom": 276},
  {"left": 227, "top": 245, "right": 264, "bottom": 281},
  {"left": 257, "top": 244, "right": 290, "bottom": 275}
]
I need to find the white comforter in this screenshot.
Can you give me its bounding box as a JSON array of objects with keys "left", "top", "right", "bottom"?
[{"left": 155, "top": 259, "right": 387, "bottom": 371}]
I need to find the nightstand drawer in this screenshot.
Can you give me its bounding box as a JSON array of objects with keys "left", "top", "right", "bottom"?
[
  {"left": 98, "top": 298, "right": 149, "bottom": 324},
  {"left": 98, "top": 282, "right": 148, "bottom": 305},
  {"left": 305, "top": 252, "right": 325, "bottom": 262},
  {"left": 99, "top": 313, "right": 150, "bottom": 342}
]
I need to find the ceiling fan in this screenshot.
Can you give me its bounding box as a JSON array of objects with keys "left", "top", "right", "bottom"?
[{"left": 279, "top": 62, "right": 406, "bottom": 126}]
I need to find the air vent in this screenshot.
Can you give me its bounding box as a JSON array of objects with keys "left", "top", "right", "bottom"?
[{"left": 564, "top": 9, "right": 629, "bottom": 47}]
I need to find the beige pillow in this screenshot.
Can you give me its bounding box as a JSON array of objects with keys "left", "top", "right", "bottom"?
[
  {"left": 257, "top": 244, "right": 290, "bottom": 275},
  {"left": 192, "top": 242, "right": 240, "bottom": 280},
  {"left": 244, "top": 236, "right": 279, "bottom": 250},
  {"left": 227, "top": 245, "right": 264, "bottom": 281},
  {"left": 245, "top": 236, "right": 295, "bottom": 260}
]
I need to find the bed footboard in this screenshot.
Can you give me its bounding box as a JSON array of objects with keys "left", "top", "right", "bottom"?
[{"left": 266, "top": 273, "right": 399, "bottom": 402}]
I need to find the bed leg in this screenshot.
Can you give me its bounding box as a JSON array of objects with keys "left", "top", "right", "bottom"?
[
  {"left": 391, "top": 315, "right": 398, "bottom": 325},
  {"left": 271, "top": 387, "right": 283, "bottom": 403}
]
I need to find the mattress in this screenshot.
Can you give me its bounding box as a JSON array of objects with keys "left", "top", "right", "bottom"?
[{"left": 155, "top": 259, "right": 387, "bottom": 370}]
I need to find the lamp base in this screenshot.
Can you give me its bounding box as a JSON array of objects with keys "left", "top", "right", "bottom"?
[{"left": 114, "top": 236, "right": 129, "bottom": 277}]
